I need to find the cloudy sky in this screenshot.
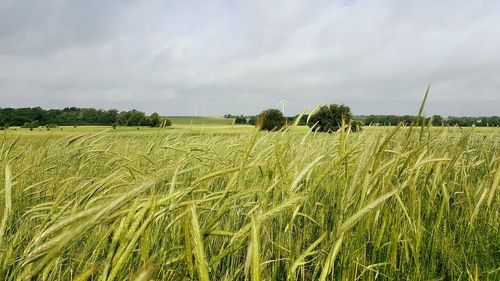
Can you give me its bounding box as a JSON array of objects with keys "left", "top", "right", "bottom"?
[{"left": 1, "top": 0, "right": 499, "bottom": 116}]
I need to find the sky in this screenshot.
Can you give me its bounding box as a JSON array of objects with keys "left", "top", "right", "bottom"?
[{"left": 0, "top": 0, "right": 499, "bottom": 117}]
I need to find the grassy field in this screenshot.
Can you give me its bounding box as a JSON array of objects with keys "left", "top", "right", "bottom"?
[
  {"left": 0, "top": 124, "right": 499, "bottom": 280},
  {"left": 164, "top": 116, "right": 236, "bottom": 126}
]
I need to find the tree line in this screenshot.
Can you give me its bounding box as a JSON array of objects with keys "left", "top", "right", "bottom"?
[
  {"left": 228, "top": 104, "right": 360, "bottom": 132},
  {"left": 358, "top": 115, "right": 500, "bottom": 127},
  {"left": 227, "top": 106, "right": 499, "bottom": 132},
  {"left": 225, "top": 114, "right": 306, "bottom": 126},
  {"left": 2, "top": 106, "right": 497, "bottom": 131},
  {"left": 226, "top": 112, "right": 500, "bottom": 129},
  {"left": 0, "top": 107, "right": 171, "bottom": 128}
]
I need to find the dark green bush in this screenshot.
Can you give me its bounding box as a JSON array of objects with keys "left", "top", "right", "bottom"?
[
  {"left": 257, "top": 109, "right": 285, "bottom": 131},
  {"left": 309, "top": 104, "right": 358, "bottom": 132}
]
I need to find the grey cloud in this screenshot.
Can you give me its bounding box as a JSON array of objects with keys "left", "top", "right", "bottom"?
[{"left": 0, "top": 0, "right": 499, "bottom": 116}]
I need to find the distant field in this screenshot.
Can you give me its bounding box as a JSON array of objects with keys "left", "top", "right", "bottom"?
[
  {"left": 2, "top": 116, "right": 253, "bottom": 135},
  {"left": 2, "top": 124, "right": 498, "bottom": 137},
  {"left": 164, "top": 116, "right": 235, "bottom": 126}
]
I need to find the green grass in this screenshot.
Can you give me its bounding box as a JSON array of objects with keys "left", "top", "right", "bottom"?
[
  {"left": 0, "top": 124, "right": 499, "bottom": 280},
  {"left": 3, "top": 123, "right": 257, "bottom": 136},
  {"left": 164, "top": 116, "right": 236, "bottom": 126}
]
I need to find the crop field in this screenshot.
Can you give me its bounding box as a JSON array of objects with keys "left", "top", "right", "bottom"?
[
  {"left": 0, "top": 124, "right": 499, "bottom": 280},
  {"left": 164, "top": 116, "right": 236, "bottom": 126}
]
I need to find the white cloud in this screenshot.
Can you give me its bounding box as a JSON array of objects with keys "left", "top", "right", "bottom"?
[{"left": 0, "top": 0, "right": 499, "bottom": 116}]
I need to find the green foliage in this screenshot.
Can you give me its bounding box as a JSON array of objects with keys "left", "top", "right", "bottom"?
[
  {"left": 30, "top": 120, "right": 39, "bottom": 129},
  {"left": 45, "top": 123, "right": 58, "bottom": 128},
  {"left": 127, "top": 111, "right": 147, "bottom": 126},
  {"left": 149, "top": 112, "right": 162, "bottom": 127},
  {"left": 293, "top": 114, "right": 309, "bottom": 126},
  {"left": 248, "top": 116, "right": 257, "bottom": 126},
  {"left": 362, "top": 115, "right": 421, "bottom": 126},
  {"left": 234, "top": 116, "right": 247, "bottom": 124},
  {"left": 431, "top": 115, "right": 444, "bottom": 126},
  {"left": 257, "top": 108, "right": 285, "bottom": 131},
  {"left": 359, "top": 115, "right": 500, "bottom": 127},
  {"left": 164, "top": 119, "right": 172, "bottom": 127},
  {"left": 351, "top": 120, "right": 364, "bottom": 132},
  {"left": 309, "top": 103, "right": 353, "bottom": 132},
  {"left": 0, "top": 107, "right": 165, "bottom": 127}
]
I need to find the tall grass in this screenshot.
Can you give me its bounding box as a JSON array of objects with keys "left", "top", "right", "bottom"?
[{"left": 0, "top": 123, "right": 498, "bottom": 280}]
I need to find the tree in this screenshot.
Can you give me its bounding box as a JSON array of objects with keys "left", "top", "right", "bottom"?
[
  {"left": 116, "top": 111, "right": 130, "bottom": 126},
  {"left": 234, "top": 116, "right": 247, "bottom": 124},
  {"left": 431, "top": 115, "right": 444, "bottom": 126},
  {"left": 103, "top": 109, "right": 119, "bottom": 125},
  {"left": 293, "top": 114, "right": 309, "bottom": 126},
  {"left": 248, "top": 116, "right": 257, "bottom": 125},
  {"left": 308, "top": 103, "right": 354, "bottom": 132},
  {"left": 149, "top": 112, "right": 162, "bottom": 127},
  {"left": 256, "top": 109, "right": 285, "bottom": 131},
  {"left": 46, "top": 123, "right": 58, "bottom": 128},
  {"left": 164, "top": 119, "right": 172, "bottom": 127},
  {"left": 351, "top": 120, "right": 364, "bottom": 132},
  {"left": 30, "top": 120, "right": 40, "bottom": 129},
  {"left": 127, "top": 111, "right": 147, "bottom": 126}
]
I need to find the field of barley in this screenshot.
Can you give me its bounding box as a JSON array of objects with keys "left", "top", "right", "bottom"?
[{"left": 0, "top": 123, "right": 499, "bottom": 280}]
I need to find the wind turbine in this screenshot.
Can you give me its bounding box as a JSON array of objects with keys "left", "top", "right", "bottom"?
[
  {"left": 278, "top": 87, "right": 289, "bottom": 117},
  {"left": 278, "top": 97, "right": 288, "bottom": 117}
]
